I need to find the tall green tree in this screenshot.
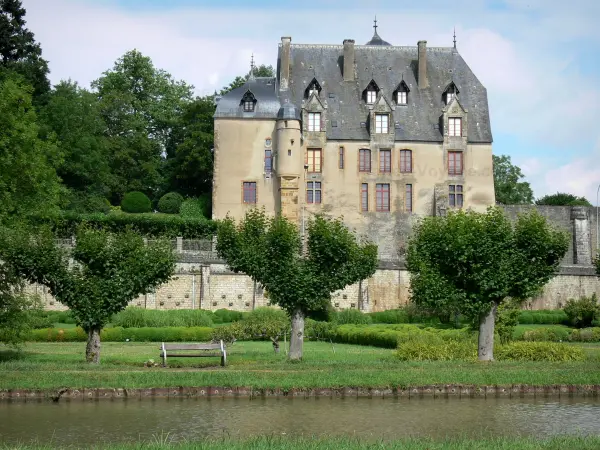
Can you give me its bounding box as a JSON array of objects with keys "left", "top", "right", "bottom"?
[
  {"left": 492, "top": 155, "right": 534, "bottom": 205},
  {"left": 39, "top": 80, "right": 113, "bottom": 212},
  {"left": 165, "top": 96, "right": 214, "bottom": 197},
  {"left": 0, "top": 226, "right": 176, "bottom": 363},
  {"left": 406, "top": 207, "right": 568, "bottom": 361},
  {"left": 536, "top": 192, "right": 592, "bottom": 207},
  {"left": 0, "top": 0, "right": 50, "bottom": 104},
  {"left": 216, "top": 209, "right": 378, "bottom": 360},
  {"left": 92, "top": 50, "right": 194, "bottom": 202},
  {"left": 0, "top": 73, "right": 62, "bottom": 220}
]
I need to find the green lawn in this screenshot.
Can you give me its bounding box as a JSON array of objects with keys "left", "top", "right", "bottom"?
[
  {"left": 4, "top": 436, "right": 600, "bottom": 450},
  {"left": 1, "top": 340, "right": 600, "bottom": 391}
]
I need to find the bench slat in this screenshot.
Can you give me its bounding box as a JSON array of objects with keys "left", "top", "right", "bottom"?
[
  {"left": 164, "top": 353, "right": 221, "bottom": 357},
  {"left": 163, "top": 344, "right": 221, "bottom": 350}
]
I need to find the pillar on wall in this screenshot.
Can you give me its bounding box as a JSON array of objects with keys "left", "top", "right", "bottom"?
[
  {"left": 434, "top": 184, "right": 448, "bottom": 217},
  {"left": 571, "top": 206, "right": 592, "bottom": 265}
]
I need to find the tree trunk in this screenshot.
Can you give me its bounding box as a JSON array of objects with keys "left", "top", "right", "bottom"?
[
  {"left": 478, "top": 303, "right": 498, "bottom": 361},
  {"left": 271, "top": 338, "right": 280, "bottom": 353},
  {"left": 289, "top": 309, "right": 305, "bottom": 361},
  {"left": 86, "top": 327, "right": 101, "bottom": 364}
]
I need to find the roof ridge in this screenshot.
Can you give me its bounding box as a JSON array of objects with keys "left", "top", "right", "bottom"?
[{"left": 283, "top": 43, "right": 455, "bottom": 51}]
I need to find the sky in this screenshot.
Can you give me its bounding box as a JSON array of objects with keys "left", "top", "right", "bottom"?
[{"left": 21, "top": 0, "right": 600, "bottom": 203}]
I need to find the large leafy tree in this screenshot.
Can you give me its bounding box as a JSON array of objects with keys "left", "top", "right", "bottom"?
[
  {"left": 165, "top": 96, "right": 214, "bottom": 197},
  {"left": 216, "top": 209, "right": 378, "bottom": 360},
  {"left": 493, "top": 155, "right": 534, "bottom": 205},
  {"left": 0, "top": 0, "right": 50, "bottom": 104},
  {"left": 536, "top": 192, "right": 592, "bottom": 207},
  {"left": 92, "top": 50, "right": 194, "bottom": 202},
  {"left": 39, "top": 80, "right": 113, "bottom": 212},
  {"left": 0, "top": 73, "right": 62, "bottom": 220},
  {"left": 0, "top": 226, "right": 176, "bottom": 363},
  {"left": 406, "top": 207, "right": 568, "bottom": 361}
]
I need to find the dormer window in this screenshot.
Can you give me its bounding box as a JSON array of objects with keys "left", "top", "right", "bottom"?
[
  {"left": 305, "top": 78, "right": 322, "bottom": 99},
  {"left": 443, "top": 82, "right": 459, "bottom": 105},
  {"left": 363, "top": 80, "right": 380, "bottom": 104},
  {"left": 394, "top": 80, "right": 409, "bottom": 105},
  {"left": 241, "top": 91, "right": 256, "bottom": 112}
]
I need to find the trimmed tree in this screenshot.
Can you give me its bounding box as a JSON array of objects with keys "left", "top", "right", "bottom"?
[
  {"left": 216, "top": 209, "right": 378, "bottom": 360},
  {"left": 406, "top": 207, "right": 568, "bottom": 361},
  {"left": 121, "top": 191, "right": 152, "bottom": 213},
  {"left": 0, "top": 225, "right": 175, "bottom": 363}
]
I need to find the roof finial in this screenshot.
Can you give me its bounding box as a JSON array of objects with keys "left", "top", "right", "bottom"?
[
  {"left": 453, "top": 28, "right": 457, "bottom": 49},
  {"left": 373, "top": 16, "right": 378, "bottom": 34}
]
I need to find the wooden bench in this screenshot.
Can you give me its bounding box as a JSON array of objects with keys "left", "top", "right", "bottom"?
[{"left": 160, "top": 341, "right": 227, "bottom": 367}]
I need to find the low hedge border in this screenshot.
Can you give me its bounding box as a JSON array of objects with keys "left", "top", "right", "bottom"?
[{"left": 29, "top": 327, "right": 214, "bottom": 342}]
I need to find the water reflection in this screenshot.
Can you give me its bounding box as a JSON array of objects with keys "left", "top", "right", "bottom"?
[{"left": 0, "top": 397, "right": 598, "bottom": 445}]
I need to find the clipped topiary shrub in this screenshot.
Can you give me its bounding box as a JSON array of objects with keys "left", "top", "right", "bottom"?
[
  {"left": 213, "top": 309, "right": 247, "bottom": 324},
  {"left": 495, "top": 341, "right": 585, "bottom": 362},
  {"left": 111, "top": 307, "right": 214, "bottom": 328},
  {"left": 568, "top": 327, "right": 600, "bottom": 342},
  {"left": 180, "top": 194, "right": 211, "bottom": 219},
  {"left": 368, "top": 309, "right": 410, "bottom": 324},
  {"left": 397, "top": 338, "right": 477, "bottom": 361},
  {"left": 517, "top": 310, "right": 569, "bottom": 325},
  {"left": 521, "top": 327, "right": 571, "bottom": 342},
  {"left": 158, "top": 192, "right": 184, "bottom": 214},
  {"left": 29, "top": 326, "right": 214, "bottom": 342},
  {"left": 121, "top": 191, "right": 152, "bottom": 213}
]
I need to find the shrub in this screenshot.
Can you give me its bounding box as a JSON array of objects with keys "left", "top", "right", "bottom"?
[
  {"left": 120, "top": 191, "right": 152, "bottom": 213},
  {"left": 158, "top": 192, "right": 184, "bottom": 214},
  {"left": 397, "top": 338, "right": 477, "bottom": 361},
  {"left": 564, "top": 294, "right": 599, "bottom": 328},
  {"left": 305, "top": 319, "right": 336, "bottom": 340},
  {"left": 180, "top": 194, "right": 211, "bottom": 219},
  {"left": 334, "top": 309, "right": 372, "bottom": 325},
  {"left": 521, "top": 327, "right": 571, "bottom": 342},
  {"left": 213, "top": 309, "right": 246, "bottom": 324},
  {"left": 495, "top": 341, "right": 585, "bottom": 362},
  {"left": 368, "top": 309, "right": 410, "bottom": 324},
  {"left": 495, "top": 303, "right": 520, "bottom": 344},
  {"left": 111, "top": 307, "right": 214, "bottom": 328},
  {"left": 29, "top": 326, "right": 214, "bottom": 342},
  {"left": 29, "top": 211, "right": 216, "bottom": 238},
  {"left": 517, "top": 310, "right": 569, "bottom": 325},
  {"left": 210, "top": 322, "right": 246, "bottom": 345},
  {"left": 568, "top": 327, "right": 600, "bottom": 342}
]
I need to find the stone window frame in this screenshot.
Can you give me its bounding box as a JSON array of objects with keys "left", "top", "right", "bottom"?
[
  {"left": 449, "top": 184, "right": 464, "bottom": 208},
  {"left": 242, "top": 181, "right": 257, "bottom": 204},
  {"left": 448, "top": 150, "right": 463, "bottom": 175},
  {"left": 359, "top": 148, "right": 371, "bottom": 173},
  {"left": 448, "top": 117, "right": 462, "bottom": 137},
  {"left": 376, "top": 183, "right": 391, "bottom": 212},
  {"left": 379, "top": 149, "right": 392, "bottom": 173},
  {"left": 399, "top": 149, "right": 413, "bottom": 173},
  {"left": 405, "top": 183, "right": 413, "bottom": 213},
  {"left": 306, "top": 148, "right": 322, "bottom": 173},
  {"left": 360, "top": 183, "right": 369, "bottom": 212},
  {"left": 375, "top": 113, "right": 389, "bottom": 134},
  {"left": 264, "top": 149, "right": 273, "bottom": 174},
  {"left": 307, "top": 112, "right": 321, "bottom": 132},
  {"left": 306, "top": 181, "right": 322, "bottom": 204},
  {"left": 339, "top": 146, "right": 345, "bottom": 169}
]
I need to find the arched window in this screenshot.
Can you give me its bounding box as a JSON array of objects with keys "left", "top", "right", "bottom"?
[{"left": 241, "top": 91, "right": 256, "bottom": 112}]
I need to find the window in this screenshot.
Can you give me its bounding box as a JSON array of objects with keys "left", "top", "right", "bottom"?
[
  {"left": 305, "top": 78, "right": 321, "bottom": 98},
  {"left": 446, "top": 92, "right": 455, "bottom": 104},
  {"left": 309, "top": 88, "right": 319, "bottom": 97},
  {"left": 361, "top": 183, "right": 369, "bottom": 212},
  {"left": 445, "top": 84, "right": 457, "bottom": 105},
  {"left": 448, "top": 117, "right": 462, "bottom": 137},
  {"left": 375, "top": 114, "right": 389, "bottom": 134},
  {"left": 366, "top": 90, "right": 377, "bottom": 104},
  {"left": 449, "top": 184, "right": 463, "bottom": 208},
  {"left": 265, "top": 138, "right": 272, "bottom": 147},
  {"left": 241, "top": 91, "right": 255, "bottom": 112},
  {"left": 339, "top": 147, "right": 345, "bottom": 169},
  {"left": 306, "top": 148, "right": 322, "bottom": 173},
  {"left": 448, "top": 151, "right": 463, "bottom": 175},
  {"left": 376, "top": 184, "right": 390, "bottom": 212},
  {"left": 397, "top": 91, "right": 407, "bottom": 105},
  {"left": 308, "top": 112, "right": 321, "bottom": 132},
  {"left": 306, "top": 182, "right": 322, "bottom": 204},
  {"left": 359, "top": 149, "right": 371, "bottom": 172},
  {"left": 379, "top": 149, "right": 391, "bottom": 173},
  {"left": 400, "top": 150, "right": 412, "bottom": 173},
  {"left": 405, "top": 184, "right": 413, "bottom": 213},
  {"left": 242, "top": 182, "right": 257, "bottom": 204},
  {"left": 264, "top": 150, "right": 272, "bottom": 173}
]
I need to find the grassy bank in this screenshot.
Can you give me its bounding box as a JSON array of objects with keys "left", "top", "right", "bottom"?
[
  {"left": 1, "top": 341, "right": 600, "bottom": 391},
  {"left": 4, "top": 436, "right": 600, "bottom": 450}
]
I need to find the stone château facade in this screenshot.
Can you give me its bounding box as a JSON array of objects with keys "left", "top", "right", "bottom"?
[{"left": 212, "top": 24, "right": 495, "bottom": 257}]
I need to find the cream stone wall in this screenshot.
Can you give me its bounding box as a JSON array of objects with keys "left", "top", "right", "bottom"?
[{"left": 212, "top": 119, "right": 278, "bottom": 220}]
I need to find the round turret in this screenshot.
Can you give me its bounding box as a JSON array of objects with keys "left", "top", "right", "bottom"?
[{"left": 276, "top": 102, "right": 302, "bottom": 177}]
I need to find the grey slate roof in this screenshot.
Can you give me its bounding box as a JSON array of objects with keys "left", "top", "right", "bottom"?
[
  {"left": 365, "top": 30, "right": 392, "bottom": 46},
  {"left": 215, "top": 42, "right": 492, "bottom": 144},
  {"left": 215, "top": 77, "right": 280, "bottom": 118}
]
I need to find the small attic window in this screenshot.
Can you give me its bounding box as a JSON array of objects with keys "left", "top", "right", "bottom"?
[
  {"left": 305, "top": 78, "right": 322, "bottom": 99},
  {"left": 395, "top": 80, "right": 410, "bottom": 105},
  {"left": 443, "top": 82, "right": 459, "bottom": 105},
  {"left": 241, "top": 91, "right": 256, "bottom": 112},
  {"left": 363, "top": 80, "right": 379, "bottom": 104}
]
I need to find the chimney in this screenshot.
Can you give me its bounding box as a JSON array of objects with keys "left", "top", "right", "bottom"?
[
  {"left": 280, "top": 36, "right": 292, "bottom": 91},
  {"left": 417, "top": 40, "right": 428, "bottom": 89},
  {"left": 343, "top": 39, "right": 355, "bottom": 82}
]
